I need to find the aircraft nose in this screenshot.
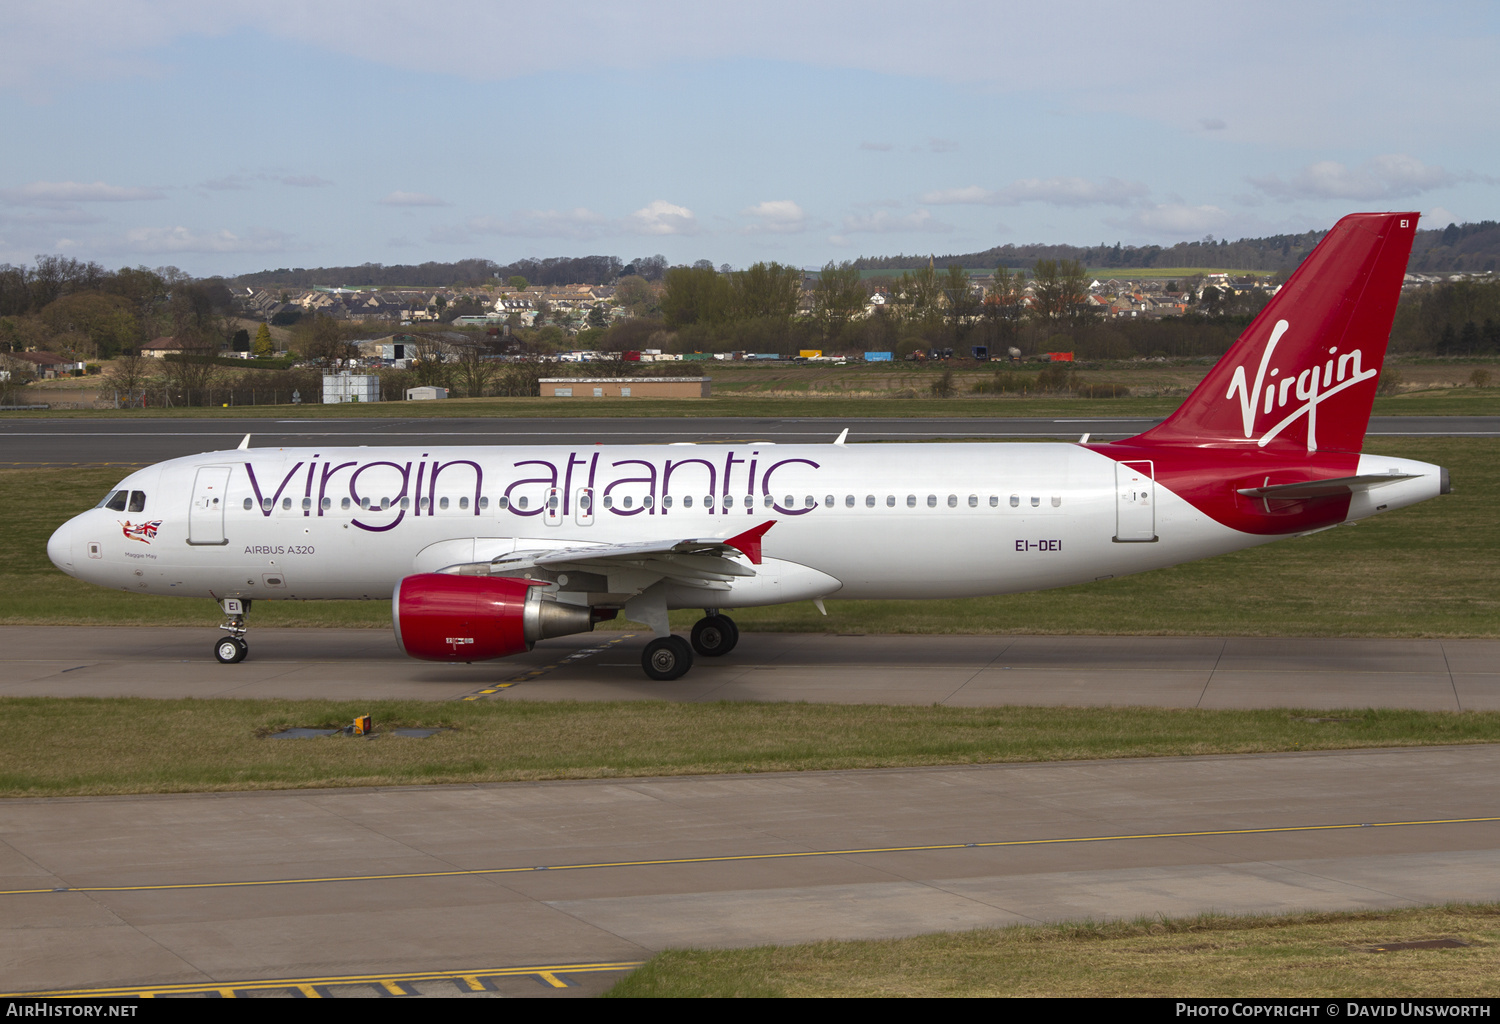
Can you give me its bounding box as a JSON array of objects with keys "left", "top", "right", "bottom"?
[{"left": 47, "top": 519, "right": 75, "bottom": 574}]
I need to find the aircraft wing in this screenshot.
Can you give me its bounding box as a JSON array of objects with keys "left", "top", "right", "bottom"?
[
  {"left": 1236, "top": 472, "right": 1420, "bottom": 500},
  {"left": 439, "top": 522, "right": 774, "bottom": 593}
]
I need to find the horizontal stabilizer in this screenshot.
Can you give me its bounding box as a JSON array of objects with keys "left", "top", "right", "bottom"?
[{"left": 1236, "top": 473, "right": 1419, "bottom": 500}]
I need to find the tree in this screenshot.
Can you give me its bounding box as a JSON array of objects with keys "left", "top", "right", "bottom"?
[
  {"left": 1030, "top": 259, "right": 1089, "bottom": 321},
  {"left": 894, "top": 264, "right": 942, "bottom": 323},
  {"left": 508, "top": 276, "right": 528, "bottom": 290},
  {"left": 105, "top": 349, "right": 151, "bottom": 406},
  {"left": 253, "top": 323, "right": 274, "bottom": 357},
  {"left": 731, "top": 262, "right": 802, "bottom": 321},
  {"left": 660, "top": 266, "right": 734, "bottom": 328},
  {"left": 813, "top": 261, "right": 867, "bottom": 340},
  {"left": 587, "top": 304, "right": 610, "bottom": 329},
  {"left": 301, "top": 314, "right": 355, "bottom": 365},
  {"left": 942, "top": 264, "right": 977, "bottom": 331},
  {"left": 452, "top": 340, "right": 498, "bottom": 398}
]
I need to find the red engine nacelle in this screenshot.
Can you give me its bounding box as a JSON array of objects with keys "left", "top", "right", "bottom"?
[{"left": 392, "top": 573, "right": 595, "bottom": 662}]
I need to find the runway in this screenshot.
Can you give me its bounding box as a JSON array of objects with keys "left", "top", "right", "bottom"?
[
  {"left": 3, "top": 626, "right": 1499, "bottom": 709},
  {"left": 2, "top": 414, "right": 1495, "bottom": 465},
  {"left": 3, "top": 746, "right": 1499, "bottom": 996}
]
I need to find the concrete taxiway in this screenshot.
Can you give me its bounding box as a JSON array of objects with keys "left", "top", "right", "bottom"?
[
  {"left": 3, "top": 746, "right": 1499, "bottom": 996},
  {"left": 2, "top": 626, "right": 1498, "bottom": 710}
]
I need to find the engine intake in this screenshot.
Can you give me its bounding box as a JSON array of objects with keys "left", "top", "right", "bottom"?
[{"left": 393, "top": 573, "right": 595, "bottom": 662}]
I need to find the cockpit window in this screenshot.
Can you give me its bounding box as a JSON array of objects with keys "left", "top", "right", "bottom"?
[
  {"left": 128, "top": 491, "right": 146, "bottom": 513},
  {"left": 100, "top": 490, "right": 128, "bottom": 511}
]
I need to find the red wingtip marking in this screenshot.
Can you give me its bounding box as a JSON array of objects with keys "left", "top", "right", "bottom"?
[{"left": 725, "top": 521, "right": 775, "bottom": 565}]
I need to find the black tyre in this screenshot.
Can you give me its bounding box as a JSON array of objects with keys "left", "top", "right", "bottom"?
[
  {"left": 642, "top": 635, "right": 694, "bottom": 681},
  {"left": 231, "top": 637, "right": 248, "bottom": 663},
  {"left": 691, "top": 615, "right": 739, "bottom": 657},
  {"left": 214, "top": 638, "right": 240, "bottom": 664}
]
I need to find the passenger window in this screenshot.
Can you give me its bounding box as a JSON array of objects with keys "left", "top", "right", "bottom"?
[
  {"left": 321, "top": 497, "right": 331, "bottom": 511},
  {"left": 341, "top": 497, "right": 351, "bottom": 510},
  {"left": 360, "top": 497, "right": 371, "bottom": 510},
  {"left": 105, "top": 490, "right": 128, "bottom": 512},
  {"left": 887, "top": 495, "right": 895, "bottom": 507},
  {"left": 497, "top": 496, "right": 509, "bottom": 509},
  {"left": 128, "top": 491, "right": 146, "bottom": 512},
  {"left": 1052, "top": 496, "right": 1062, "bottom": 507},
  {"left": 927, "top": 495, "right": 937, "bottom": 508},
  {"left": 824, "top": 495, "right": 834, "bottom": 508},
  {"left": 420, "top": 496, "right": 430, "bottom": 510},
  {"left": 683, "top": 495, "right": 692, "bottom": 508},
  {"left": 947, "top": 494, "right": 957, "bottom": 508},
  {"left": 763, "top": 494, "right": 773, "bottom": 507},
  {"left": 866, "top": 495, "right": 875, "bottom": 508},
  {"left": 845, "top": 495, "right": 855, "bottom": 508},
  {"left": 1010, "top": 495, "right": 1019, "bottom": 507},
  {"left": 380, "top": 497, "right": 391, "bottom": 510},
  {"left": 1031, "top": 496, "right": 1040, "bottom": 507},
  {"left": 262, "top": 498, "right": 273, "bottom": 512},
  {"left": 906, "top": 495, "right": 916, "bottom": 508},
  {"left": 439, "top": 497, "right": 449, "bottom": 510},
  {"left": 479, "top": 496, "right": 489, "bottom": 510},
  {"left": 459, "top": 496, "right": 469, "bottom": 510},
  {"left": 804, "top": 495, "right": 815, "bottom": 508},
  {"left": 604, "top": 495, "right": 614, "bottom": 509},
  {"left": 990, "top": 495, "right": 999, "bottom": 508},
  {"left": 663, "top": 495, "right": 674, "bottom": 508},
  {"left": 243, "top": 498, "right": 253, "bottom": 510},
  {"left": 968, "top": 495, "right": 978, "bottom": 508},
  {"left": 302, "top": 497, "right": 312, "bottom": 511},
  {"left": 400, "top": 497, "right": 410, "bottom": 510},
  {"left": 623, "top": 495, "right": 633, "bottom": 509},
  {"left": 282, "top": 497, "right": 293, "bottom": 510},
  {"left": 723, "top": 495, "right": 734, "bottom": 508},
  {"left": 644, "top": 495, "right": 654, "bottom": 508}
]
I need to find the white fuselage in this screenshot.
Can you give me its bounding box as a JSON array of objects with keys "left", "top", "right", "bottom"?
[{"left": 48, "top": 441, "right": 1444, "bottom": 610}]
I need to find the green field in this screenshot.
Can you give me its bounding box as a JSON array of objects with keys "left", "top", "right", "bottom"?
[
  {"left": 605, "top": 905, "right": 1500, "bottom": 997},
  {"left": 6, "top": 436, "right": 1494, "bottom": 637},
  {"left": 2, "top": 698, "right": 1497, "bottom": 798}
]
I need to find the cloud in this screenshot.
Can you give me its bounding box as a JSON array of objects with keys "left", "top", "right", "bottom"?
[
  {"left": 432, "top": 207, "right": 609, "bottom": 243},
  {"left": 624, "top": 199, "right": 699, "bottom": 236},
  {"left": 116, "top": 225, "right": 295, "bottom": 254},
  {"left": 379, "top": 191, "right": 448, "bottom": 207},
  {"left": 1121, "top": 203, "right": 1232, "bottom": 235},
  {"left": 1198, "top": 117, "right": 1227, "bottom": 131},
  {"left": 741, "top": 199, "right": 806, "bottom": 234},
  {"left": 0, "top": 181, "right": 165, "bottom": 205},
  {"left": 1423, "top": 207, "right": 1458, "bottom": 228},
  {"left": 200, "top": 175, "right": 251, "bottom": 192},
  {"left": 923, "top": 138, "right": 959, "bottom": 153},
  {"left": 920, "top": 177, "right": 1149, "bottom": 207},
  {"left": 837, "top": 208, "right": 950, "bottom": 235},
  {"left": 279, "top": 174, "right": 334, "bottom": 188},
  {"left": 1249, "top": 154, "right": 1459, "bottom": 201},
  {"left": 859, "top": 141, "right": 894, "bottom": 152}
]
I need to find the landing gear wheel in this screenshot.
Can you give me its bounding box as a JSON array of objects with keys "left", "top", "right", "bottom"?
[
  {"left": 691, "top": 614, "right": 739, "bottom": 657},
  {"left": 214, "top": 637, "right": 246, "bottom": 664},
  {"left": 642, "top": 635, "right": 694, "bottom": 681}
]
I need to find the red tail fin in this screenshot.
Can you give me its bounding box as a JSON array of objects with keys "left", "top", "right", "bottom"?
[{"left": 1129, "top": 212, "right": 1418, "bottom": 454}]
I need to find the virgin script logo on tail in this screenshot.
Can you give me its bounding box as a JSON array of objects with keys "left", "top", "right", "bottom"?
[{"left": 1224, "top": 319, "right": 1378, "bottom": 450}]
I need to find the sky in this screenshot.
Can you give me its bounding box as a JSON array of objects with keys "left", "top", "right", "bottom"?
[{"left": 2, "top": 0, "right": 1498, "bottom": 278}]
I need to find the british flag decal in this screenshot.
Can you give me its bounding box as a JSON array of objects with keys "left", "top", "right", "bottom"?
[{"left": 120, "top": 520, "right": 161, "bottom": 544}]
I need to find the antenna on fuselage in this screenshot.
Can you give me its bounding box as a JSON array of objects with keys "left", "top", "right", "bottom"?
[{"left": 237, "top": 434, "right": 251, "bottom": 450}]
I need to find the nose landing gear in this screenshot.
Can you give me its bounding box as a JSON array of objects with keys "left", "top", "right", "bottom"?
[{"left": 214, "top": 597, "right": 250, "bottom": 664}]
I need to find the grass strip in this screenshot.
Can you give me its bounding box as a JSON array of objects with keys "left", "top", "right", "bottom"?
[
  {"left": 2, "top": 699, "right": 1499, "bottom": 798},
  {"left": 7, "top": 436, "right": 1497, "bottom": 636},
  {"left": 603, "top": 904, "right": 1500, "bottom": 997}
]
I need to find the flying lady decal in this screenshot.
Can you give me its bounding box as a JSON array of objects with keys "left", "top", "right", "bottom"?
[{"left": 120, "top": 520, "right": 161, "bottom": 544}]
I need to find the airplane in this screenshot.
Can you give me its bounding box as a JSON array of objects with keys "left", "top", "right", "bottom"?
[{"left": 47, "top": 212, "right": 1447, "bottom": 681}]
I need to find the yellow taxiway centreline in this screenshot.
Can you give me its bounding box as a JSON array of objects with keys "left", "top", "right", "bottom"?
[{"left": 3, "top": 816, "right": 1497, "bottom": 899}]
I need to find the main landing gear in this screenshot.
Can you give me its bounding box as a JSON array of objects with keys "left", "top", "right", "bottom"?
[
  {"left": 639, "top": 611, "right": 740, "bottom": 681},
  {"left": 214, "top": 597, "right": 250, "bottom": 664}
]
